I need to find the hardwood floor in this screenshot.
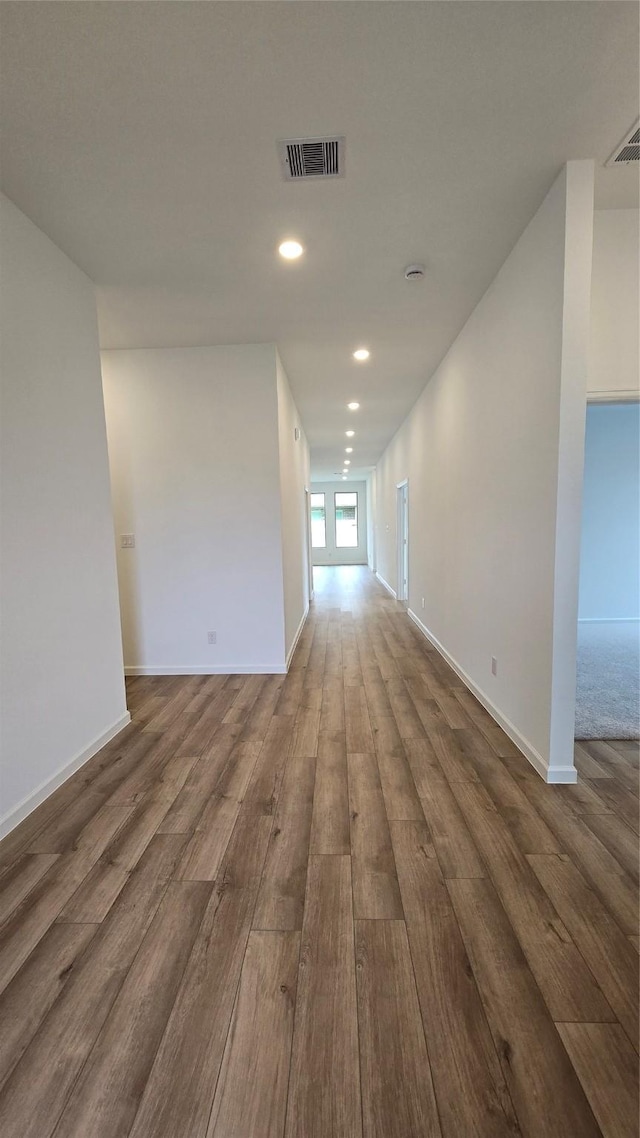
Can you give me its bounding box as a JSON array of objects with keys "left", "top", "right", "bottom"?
[{"left": 0, "top": 565, "right": 638, "bottom": 1137}]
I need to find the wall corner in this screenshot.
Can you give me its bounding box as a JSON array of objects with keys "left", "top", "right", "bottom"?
[{"left": 548, "top": 159, "right": 595, "bottom": 773}]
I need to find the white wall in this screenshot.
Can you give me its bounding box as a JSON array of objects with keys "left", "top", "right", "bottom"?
[
  {"left": 589, "top": 209, "right": 639, "bottom": 400},
  {"left": 0, "top": 194, "right": 128, "bottom": 837},
  {"left": 102, "top": 345, "right": 289, "bottom": 673},
  {"left": 374, "top": 162, "right": 594, "bottom": 782},
  {"left": 310, "top": 480, "right": 368, "bottom": 566},
  {"left": 276, "top": 351, "right": 311, "bottom": 662},
  {"left": 579, "top": 402, "right": 640, "bottom": 621}
]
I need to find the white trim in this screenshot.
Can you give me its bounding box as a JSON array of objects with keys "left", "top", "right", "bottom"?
[
  {"left": 396, "top": 480, "right": 409, "bottom": 604},
  {"left": 305, "top": 489, "right": 314, "bottom": 604},
  {"left": 286, "top": 603, "right": 310, "bottom": 669},
  {"left": 124, "top": 664, "right": 287, "bottom": 676},
  {"left": 587, "top": 390, "right": 640, "bottom": 404},
  {"left": 0, "top": 712, "right": 132, "bottom": 840},
  {"left": 407, "top": 610, "right": 577, "bottom": 784},
  {"left": 376, "top": 571, "right": 397, "bottom": 600},
  {"left": 312, "top": 558, "right": 368, "bottom": 567},
  {"left": 578, "top": 617, "right": 640, "bottom": 624},
  {"left": 546, "top": 751, "right": 577, "bottom": 783}
]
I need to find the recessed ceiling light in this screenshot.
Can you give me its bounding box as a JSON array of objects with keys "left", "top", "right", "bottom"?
[
  {"left": 344, "top": 460, "right": 351, "bottom": 465},
  {"left": 278, "top": 240, "right": 303, "bottom": 260},
  {"left": 345, "top": 447, "right": 353, "bottom": 453},
  {"left": 347, "top": 402, "right": 360, "bottom": 411},
  {"left": 342, "top": 476, "right": 348, "bottom": 480},
  {"left": 346, "top": 430, "right": 355, "bottom": 437},
  {"left": 353, "top": 348, "right": 370, "bottom": 361}
]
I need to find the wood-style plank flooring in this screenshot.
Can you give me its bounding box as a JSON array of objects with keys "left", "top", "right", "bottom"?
[{"left": 0, "top": 565, "right": 638, "bottom": 1137}]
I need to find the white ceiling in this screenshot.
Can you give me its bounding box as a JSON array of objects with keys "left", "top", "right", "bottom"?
[{"left": 1, "top": 2, "right": 638, "bottom": 480}]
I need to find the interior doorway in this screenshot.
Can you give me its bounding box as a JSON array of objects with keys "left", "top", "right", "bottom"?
[
  {"left": 396, "top": 479, "right": 409, "bottom": 603},
  {"left": 575, "top": 399, "right": 639, "bottom": 741},
  {"left": 309, "top": 480, "right": 368, "bottom": 566}
]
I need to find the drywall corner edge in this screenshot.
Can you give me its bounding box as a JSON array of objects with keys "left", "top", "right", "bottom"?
[
  {"left": 407, "top": 610, "right": 576, "bottom": 784},
  {"left": 548, "top": 158, "right": 595, "bottom": 777},
  {"left": 0, "top": 712, "right": 132, "bottom": 840}
]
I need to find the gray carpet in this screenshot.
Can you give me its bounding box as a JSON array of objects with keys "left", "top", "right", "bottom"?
[{"left": 575, "top": 621, "right": 640, "bottom": 740}]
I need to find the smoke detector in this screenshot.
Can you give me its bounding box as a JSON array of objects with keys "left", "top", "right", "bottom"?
[
  {"left": 605, "top": 119, "right": 640, "bottom": 167},
  {"left": 278, "top": 137, "right": 345, "bottom": 180},
  {"left": 404, "top": 264, "right": 425, "bottom": 281}
]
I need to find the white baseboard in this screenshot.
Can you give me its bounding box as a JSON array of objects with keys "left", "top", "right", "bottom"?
[
  {"left": 0, "top": 711, "right": 132, "bottom": 841},
  {"left": 578, "top": 617, "right": 640, "bottom": 624},
  {"left": 536, "top": 755, "right": 574, "bottom": 783},
  {"left": 376, "top": 571, "right": 397, "bottom": 600},
  {"left": 407, "top": 610, "right": 576, "bottom": 784},
  {"left": 124, "top": 664, "right": 287, "bottom": 676},
  {"left": 286, "top": 603, "right": 310, "bottom": 670}
]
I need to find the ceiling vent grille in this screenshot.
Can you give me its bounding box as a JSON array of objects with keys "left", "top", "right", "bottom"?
[
  {"left": 605, "top": 120, "right": 640, "bottom": 166},
  {"left": 278, "top": 136, "right": 345, "bottom": 180}
]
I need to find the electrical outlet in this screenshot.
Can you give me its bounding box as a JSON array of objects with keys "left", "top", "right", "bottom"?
[
  {"left": 207, "top": 631, "right": 217, "bottom": 644},
  {"left": 120, "top": 534, "right": 135, "bottom": 549},
  {"left": 491, "top": 656, "right": 498, "bottom": 676}
]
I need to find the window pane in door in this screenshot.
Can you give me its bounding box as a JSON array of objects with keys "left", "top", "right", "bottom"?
[
  {"left": 335, "top": 492, "right": 358, "bottom": 548},
  {"left": 310, "top": 493, "right": 326, "bottom": 548}
]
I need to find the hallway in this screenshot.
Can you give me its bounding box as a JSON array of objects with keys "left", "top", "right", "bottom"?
[{"left": 0, "top": 566, "right": 637, "bottom": 1137}]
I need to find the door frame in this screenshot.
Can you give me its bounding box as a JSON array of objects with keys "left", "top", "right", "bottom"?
[
  {"left": 396, "top": 479, "right": 409, "bottom": 603},
  {"left": 309, "top": 480, "right": 368, "bottom": 566},
  {"left": 305, "top": 488, "right": 314, "bottom": 601}
]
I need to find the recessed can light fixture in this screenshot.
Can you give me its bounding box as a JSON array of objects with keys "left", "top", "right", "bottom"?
[
  {"left": 346, "top": 430, "right": 355, "bottom": 437},
  {"left": 353, "top": 348, "right": 369, "bottom": 361},
  {"left": 345, "top": 447, "right": 353, "bottom": 453},
  {"left": 278, "top": 240, "right": 304, "bottom": 259},
  {"left": 342, "top": 475, "right": 348, "bottom": 480},
  {"left": 347, "top": 402, "right": 360, "bottom": 411},
  {"left": 344, "top": 460, "right": 351, "bottom": 465}
]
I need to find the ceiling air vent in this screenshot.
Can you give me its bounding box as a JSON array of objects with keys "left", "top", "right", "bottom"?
[
  {"left": 278, "top": 137, "right": 345, "bottom": 181},
  {"left": 605, "top": 120, "right": 640, "bottom": 166}
]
